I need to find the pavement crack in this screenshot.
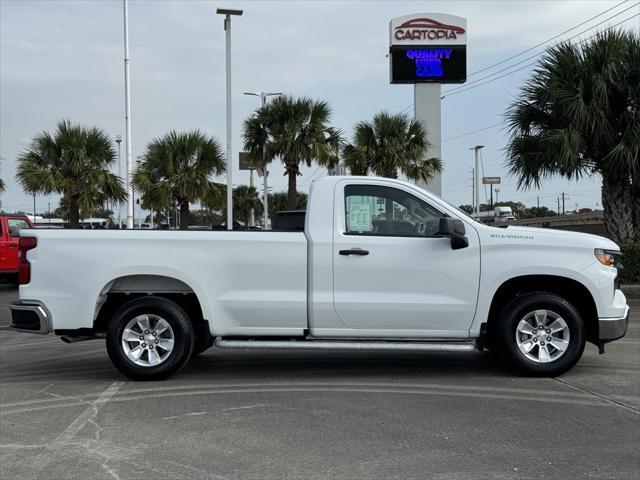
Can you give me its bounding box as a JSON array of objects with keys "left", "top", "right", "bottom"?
[{"left": 552, "top": 377, "right": 640, "bottom": 415}]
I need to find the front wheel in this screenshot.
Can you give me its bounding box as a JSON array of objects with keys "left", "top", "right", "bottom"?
[
  {"left": 106, "top": 297, "right": 194, "bottom": 380},
  {"left": 496, "top": 292, "right": 585, "bottom": 377}
]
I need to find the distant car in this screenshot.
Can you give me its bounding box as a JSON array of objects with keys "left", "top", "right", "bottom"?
[
  {"left": 140, "top": 223, "right": 152, "bottom": 229},
  {"left": 0, "top": 214, "right": 33, "bottom": 283}
]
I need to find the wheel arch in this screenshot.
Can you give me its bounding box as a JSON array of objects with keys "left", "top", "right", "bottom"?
[
  {"left": 93, "top": 274, "right": 208, "bottom": 336},
  {"left": 485, "top": 274, "right": 599, "bottom": 347}
]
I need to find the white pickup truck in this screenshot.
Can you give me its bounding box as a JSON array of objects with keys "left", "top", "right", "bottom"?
[{"left": 11, "top": 176, "right": 629, "bottom": 380}]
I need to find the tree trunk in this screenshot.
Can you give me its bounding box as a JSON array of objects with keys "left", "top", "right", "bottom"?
[
  {"left": 179, "top": 201, "right": 190, "bottom": 230},
  {"left": 602, "top": 171, "right": 634, "bottom": 244},
  {"left": 287, "top": 168, "right": 297, "bottom": 210},
  {"left": 69, "top": 195, "right": 80, "bottom": 229}
]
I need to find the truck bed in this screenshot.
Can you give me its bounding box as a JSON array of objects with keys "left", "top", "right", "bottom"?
[{"left": 21, "top": 229, "right": 308, "bottom": 335}]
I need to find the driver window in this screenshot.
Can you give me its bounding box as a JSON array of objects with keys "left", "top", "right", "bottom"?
[
  {"left": 344, "top": 184, "right": 443, "bottom": 237},
  {"left": 8, "top": 218, "right": 30, "bottom": 237}
]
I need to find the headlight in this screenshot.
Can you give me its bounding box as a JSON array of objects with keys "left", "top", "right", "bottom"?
[{"left": 594, "top": 249, "right": 621, "bottom": 267}]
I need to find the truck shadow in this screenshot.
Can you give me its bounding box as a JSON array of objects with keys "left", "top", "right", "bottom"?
[{"left": 181, "top": 349, "right": 510, "bottom": 380}]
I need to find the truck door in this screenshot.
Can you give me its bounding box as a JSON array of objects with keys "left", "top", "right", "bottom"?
[{"left": 331, "top": 181, "right": 480, "bottom": 338}]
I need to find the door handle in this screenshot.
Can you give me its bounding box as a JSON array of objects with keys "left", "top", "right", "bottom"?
[{"left": 339, "top": 248, "right": 369, "bottom": 256}]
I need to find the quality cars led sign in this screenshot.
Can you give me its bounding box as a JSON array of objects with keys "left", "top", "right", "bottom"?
[{"left": 389, "top": 13, "right": 467, "bottom": 84}]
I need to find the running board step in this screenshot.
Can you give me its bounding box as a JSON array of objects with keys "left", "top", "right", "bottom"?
[{"left": 214, "top": 338, "right": 477, "bottom": 352}]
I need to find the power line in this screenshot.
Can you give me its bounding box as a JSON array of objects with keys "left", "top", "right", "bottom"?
[
  {"left": 442, "top": 122, "right": 503, "bottom": 142},
  {"left": 466, "top": 0, "right": 631, "bottom": 78},
  {"left": 396, "top": 5, "right": 639, "bottom": 113},
  {"left": 442, "top": 2, "right": 640, "bottom": 97},
  {"left": 441, "top": 13, "right": 640, "bottom": 98}
]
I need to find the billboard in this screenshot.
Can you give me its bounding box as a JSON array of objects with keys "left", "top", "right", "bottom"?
[{"left": 389, "top": 14, "right": 467, "bottom": 84}]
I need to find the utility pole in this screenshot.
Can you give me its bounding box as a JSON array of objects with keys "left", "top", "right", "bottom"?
[
  {"left": 470, "top": 146, "right": 484, "bottom": 218},
  {"left": 537, "top": 196, "right": 540, "bottom": 209},
  {"left": 123, "top": 0, "right": 134, "bottom": 229},
  {"left": 33, "top": 194, "right": 36, "bottom": 219},
  {"left": 561, "top": 192, "right": 566, "bottom": 215},
  {"left": 557, "top": 196, "right": 561, "bottom": 215},
  {"left": 48, "top": 203, "right": 51, "bottom": 223},
  {"left": 489, "top": 185, "right": 493, "bottom": 209},
  {"left": 217, "top": 8, "right": 243, "bottom": 231}
]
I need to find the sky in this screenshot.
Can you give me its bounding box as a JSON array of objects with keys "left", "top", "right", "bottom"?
[{"left": 0, "top": 0, "right": 638, "bottom": 219}]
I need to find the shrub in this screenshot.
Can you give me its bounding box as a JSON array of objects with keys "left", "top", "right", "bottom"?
[{"left": 620, "top": 243, "right": 640, "bottom": 284}]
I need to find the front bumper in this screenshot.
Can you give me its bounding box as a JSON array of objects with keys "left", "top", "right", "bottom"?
[
  {"left": 10, "top": 301, "right": 51, "bottom": 334},
  {"left": 599, "top": 304, "right": 630, "bottom": 342}
]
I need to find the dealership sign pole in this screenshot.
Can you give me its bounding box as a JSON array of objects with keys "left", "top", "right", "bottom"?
[{"left": 389, "top": 14, "right": 467, "bottom": 196}]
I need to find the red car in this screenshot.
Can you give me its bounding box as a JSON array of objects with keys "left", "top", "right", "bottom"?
[{"left": 0, "top": 215, "right": 33, "bottom": 283}]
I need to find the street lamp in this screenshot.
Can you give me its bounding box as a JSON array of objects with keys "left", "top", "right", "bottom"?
[
  {"left": 217, "top": 7, "right": 243, "bottom": 230},
  {"left": 244, "top": 92, "right": 282, "bottom": 229},
  {"left": 470, "top": 145, "right": 484, "bottom": 218},
  {"left": 122, "top": 0, "right": 134, "bottom": 229}
]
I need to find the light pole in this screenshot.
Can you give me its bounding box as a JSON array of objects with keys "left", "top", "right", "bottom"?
[
  {"left": 470, "top": 145, "right": 484, "bottom": 218},
  {"left": 123, "top": 0, "right": 134, "bottom": 229},
  {"left": 217, "top": 8, "right": 243, "bottom": 230},
  {"left": 115, "top": 134, "right": 122, "bottom": 228},
  {"left": 244, "top": 91, "right": 282, "bottom": 229}
]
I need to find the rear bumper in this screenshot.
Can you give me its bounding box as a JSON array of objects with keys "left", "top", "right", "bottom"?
[
  {"left": 10, "top": 301, "right": 51, "bottom": 334},
  {"left": 599, "top": 304, "right": 630, "bottom": 342}
]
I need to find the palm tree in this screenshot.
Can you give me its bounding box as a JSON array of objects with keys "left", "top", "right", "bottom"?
[
  {"left": 0, "top": 178, "right": 5, "bottom": 193},
  {"left": 16, "top": 120, "right": 126, "bottom": 228},
  {"left": 243, "top": 96, "right": 342, "bottom": 209},
  {"left": 343, "top": 111, "right": 442, "bottom": 182},
  {"left": 232, "top": 185, "right": 263, "bottom": 225},
  {"left": 505, "top": 30, "right": 639, "bottom": 244},
  {"left": 133, "top": 130, "right": 225, "bottom": 230}
]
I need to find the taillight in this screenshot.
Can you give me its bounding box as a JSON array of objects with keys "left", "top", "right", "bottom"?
[{"left": 18, "top": 236, "right": 37, "bottom": 285}]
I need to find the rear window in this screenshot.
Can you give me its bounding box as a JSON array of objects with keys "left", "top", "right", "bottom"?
[
  {"left": 272, "top": 211, "right": 306, "bottom": 231},
  {"left": 8, "top": 218, "right": 30, "bottom": 237}
]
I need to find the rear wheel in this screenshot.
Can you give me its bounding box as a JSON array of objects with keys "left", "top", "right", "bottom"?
[
  {"left": 496, "top": 292, "right": 585, "bottom": 377},
  {"left": 106, "top": 297, "right": 194, "bottom": 380}
]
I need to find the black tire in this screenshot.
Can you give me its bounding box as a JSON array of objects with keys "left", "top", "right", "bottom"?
[
  {"left": 106, "top": 296, "right": 194, "bottom": 380},
  {"left": 496, "top": 292, "right": 585, "bottom": 377}
]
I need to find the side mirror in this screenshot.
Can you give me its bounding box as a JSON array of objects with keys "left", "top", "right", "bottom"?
[{"left": 438, "top": 218, "right": 469, "bottom": 250}]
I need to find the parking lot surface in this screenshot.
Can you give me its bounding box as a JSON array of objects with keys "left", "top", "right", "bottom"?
[{"left": 0, "top": 284, "right": 638, "bottom": 480}]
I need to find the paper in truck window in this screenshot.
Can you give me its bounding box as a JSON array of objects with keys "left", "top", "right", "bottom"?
[{"left": 348, "top": 203, "right": 372, "bottom": 232}]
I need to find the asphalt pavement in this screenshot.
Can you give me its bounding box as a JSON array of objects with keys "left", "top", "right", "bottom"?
[{"left": 0, "top": 284, "right": 638, "bottom": 480}]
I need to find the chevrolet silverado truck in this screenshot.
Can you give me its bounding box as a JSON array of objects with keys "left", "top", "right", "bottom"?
[{"left": 10, "top": 176, "right": 629, "bottom": 380}]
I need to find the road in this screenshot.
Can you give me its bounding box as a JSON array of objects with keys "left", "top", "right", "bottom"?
[{"left": 0, "top": 284, "right": 638, "bottom": 480}]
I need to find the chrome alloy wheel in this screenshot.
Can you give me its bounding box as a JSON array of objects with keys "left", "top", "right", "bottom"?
[
  {"left": 516, "top": 309, "right": 570, "bottom": 363},
  {"left": 121, "top": 314, "right": 175, "bottom": 367}
]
